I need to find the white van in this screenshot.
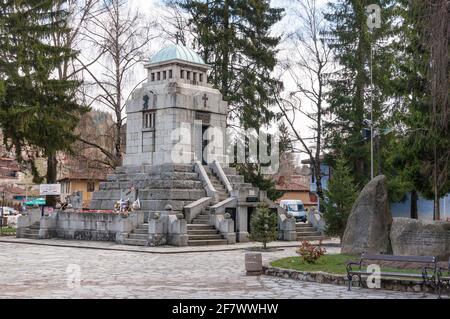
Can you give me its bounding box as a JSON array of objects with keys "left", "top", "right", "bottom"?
[{"left": 279, "top": 200, "right": 307, "bottom": 223}]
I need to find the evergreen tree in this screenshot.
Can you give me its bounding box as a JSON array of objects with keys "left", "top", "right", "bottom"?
[
  {"left": 174, "top": 0, "right": 284, "bottom": 129},
  {"left": 388, "top": 0, "right": 450, "bottom": 220},
  {"left": 323, "top": 158, "right": 357, "bottom": 240},
  {"left": 278, "top": 121, "right": 293, "bottom": 157},
  {"left": 249, "top": 203, "right": 278, "bottom": 250},
  {"left": 324, "top": 0, "right": 398, "bottom": 188},
  {"left": 0, "top": 0, "right": 87, "bottom": 205}
]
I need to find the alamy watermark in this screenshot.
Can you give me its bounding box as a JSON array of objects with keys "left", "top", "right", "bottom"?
[{"left": 366, "top": 4, "right": 381, "bottom": 30}]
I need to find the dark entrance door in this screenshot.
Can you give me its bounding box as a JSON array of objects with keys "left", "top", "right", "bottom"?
[
  {"left": 247, "top": 207, "right": 256, "bottom": 234},
  {"left": 202, "top": 125, "right": 209, "bottom": 165}
]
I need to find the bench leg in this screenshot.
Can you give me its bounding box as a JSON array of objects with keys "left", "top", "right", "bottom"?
[{"left": 348, "top": 276, "right": 352, "bottom": 291}]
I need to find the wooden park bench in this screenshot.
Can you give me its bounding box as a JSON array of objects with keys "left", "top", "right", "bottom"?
[{"left": 346, "top": 253, "right": 442, "bottom": 297}]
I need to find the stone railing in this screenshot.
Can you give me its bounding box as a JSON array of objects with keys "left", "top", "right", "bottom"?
[
  {"left": 308, "top": 211, "right": 326, "bottom": 233},
  {"left": 194, "top": 161, "right": 218, "bottom": 201},
  {"left": 148, "top": 211, "right": 188, "bottom": 246},
  {"left": 209, "top": 197, "right": 237, "bottom": 214},
  {"left": 277, "top": 213, "right": 297, "bottom": 241},
  {"left": 183, "top": 197, "right": 213, "bottom": 223},
  {"left": 212, "top": 213, "right": 236, "bottom": 244},
  {"left": 211, "top": 160, "right": 233, "bottom": 194}
]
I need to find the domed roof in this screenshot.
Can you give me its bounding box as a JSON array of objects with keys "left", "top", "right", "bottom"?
[{"left": 150, "top": 44, "right": 206, "bottom": 65}]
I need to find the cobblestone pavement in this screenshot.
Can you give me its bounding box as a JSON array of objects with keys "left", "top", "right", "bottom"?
[{"left": 0, "top": 242, "right": 433, "bottom": 299}]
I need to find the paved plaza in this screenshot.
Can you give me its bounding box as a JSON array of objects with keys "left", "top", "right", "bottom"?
[{"left": 0, "top": 240, "right": 435, "bottom": 299}]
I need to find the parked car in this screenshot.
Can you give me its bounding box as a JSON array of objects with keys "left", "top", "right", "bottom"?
[
  {"left": 0, "top": 207, "right": 19, "bottom": 216},
  {"left": 279, "top": 200, "right": 307, "bottom": 223}
]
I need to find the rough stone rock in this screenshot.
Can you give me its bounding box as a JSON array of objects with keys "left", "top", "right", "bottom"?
[
  {"left": 342, "top": 175, "right": 392, "bottom": 255},
  {"left": 390, "top": 217, "right": 450, "bottom": 259}
]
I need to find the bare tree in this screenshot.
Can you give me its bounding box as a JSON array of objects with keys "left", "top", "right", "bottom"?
[
  {"left": 77, "top": 0, "right": 157, "bottom": 168},
  {"left": 276, "top": 0, "right": 332, "bottom": 202}
]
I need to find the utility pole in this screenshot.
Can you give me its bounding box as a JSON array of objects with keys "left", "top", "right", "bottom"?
[{"left": 370, "top": 42, "right": 374, "bottom": 180}]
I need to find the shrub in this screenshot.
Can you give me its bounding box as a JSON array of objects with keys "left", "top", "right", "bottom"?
[
  {"left": 296, "top": 241, "right": 326, "bottom": 264},
  {"left": 249, "top": 203, "right": 278, "bottom": 250}
]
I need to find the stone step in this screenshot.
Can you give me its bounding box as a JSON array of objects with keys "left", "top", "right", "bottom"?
[
  {"left": 297, "top": 231, "right": 322, "bottom": 237},
  {"left": 128, "top": 233, "right": 149, "bottom": 240},
  {"left": 123, "top": 238, "right": 148, "bottom": 246},
  {"left": 133, "top": 228, "right": 149, "bottom": 234},
  {"left": 297, "top": 236, "right": 328, "bottom": 241},
  {"left": 188, "top": 239, "right": 228, "bottom": 246},
  {"left": 222, "top": 167, "right": 237, "bottom": 175},
  {"left": 187, "top": 229, "right": 219, "bottom": 235},
  {"left": 23, "top": 229, "right": 40, "bottom": 235},
  {"left": 188, "top": 234, "right": 224, "bottom": 240},
  {"left": 192, "top": 219, "right": 210, "bottom": 225},
  {"left": 187, "top": 224, "right": 215, "bottom": 229},
  {"left": 136, "top": 223, "right": 149, "bottom": 229},
  {"left": 296, "top": 223, "right": 313, "bottom": 228},
  {"left": 194, "top": 215, "right": 210, "bottom": 220},
  {"left": 22, "top": 234, "right": 40, "bottom": 239}
]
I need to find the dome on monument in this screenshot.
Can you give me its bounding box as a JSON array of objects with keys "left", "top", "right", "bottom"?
[{"left": 150, "top": 44, "right": 206, "bottom": 65}]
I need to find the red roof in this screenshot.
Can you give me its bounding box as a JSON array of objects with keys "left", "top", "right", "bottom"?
[{"left": 276, "top": 175, "right": 310, "bottom": 191}]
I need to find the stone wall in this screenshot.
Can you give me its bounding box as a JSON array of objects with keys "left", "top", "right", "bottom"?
[
  {"left": 390, "top": 217, "right": 450, "bottom": 259},
  {"left": 262, "top": 265, "right": 448, "bottom": 295},
  {"left": 47, "top": 210, "right": 144, "bottom": 242}
]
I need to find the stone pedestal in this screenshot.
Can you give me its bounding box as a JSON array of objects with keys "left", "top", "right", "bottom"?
[{"left": 245, "top": 253, "right": 262, "bottom": 276}]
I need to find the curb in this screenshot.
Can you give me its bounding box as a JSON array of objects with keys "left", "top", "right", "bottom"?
[{"left": 0, "top": 238, "right": 338, "bottom": 255}]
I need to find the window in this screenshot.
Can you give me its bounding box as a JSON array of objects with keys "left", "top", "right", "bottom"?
[
  {"left": 157, "top": 72, "right": 161, "bottom": 81},
  {"left": 87, "top": 181, "right": 95, "bottom": 192},
  {"left": 163, "top": 71, "right": 167, "bottom": 80},
  {"left": 186, "top": 71, "right": 191, "bottom": 80},
  {"left": 180, "top": 70, "right": 185, "bottom": 79},
  {"left": 169, "top": 70, "right": 173, "bottom": 78},
  {"left": 199, "top": 73, "right": 203, "bottom": 82},
  {"left": 193, "top": 72, "right": 197, "bottom": 82},
  {"left": 143, "top": 111, "right": 156, "bottom": 129},
  {"left": 151, "top": 73, "right": 155, "bottom": 81}
]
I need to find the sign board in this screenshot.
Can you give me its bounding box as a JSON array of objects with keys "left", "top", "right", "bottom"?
[
  {"left": 40, "top": 184, "right": 61, "bottom": 196},
  {"left": 195, "top": 111, "right": 211, "bottom": 125}
]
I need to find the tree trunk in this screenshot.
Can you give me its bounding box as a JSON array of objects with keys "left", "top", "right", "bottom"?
[
  {"left": 410, "top": 190, "right": 418, "bottom": 219},
  {"left": 46, "top": 154, "right": 58, "bottom": 207}
]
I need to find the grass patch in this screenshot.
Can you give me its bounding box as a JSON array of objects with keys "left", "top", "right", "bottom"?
[
  {"left": 270, "top": 254, "right": 422, "bottom": 275},
  {"left": 0, "top": 226, "right": 16, "bottom": 236}
]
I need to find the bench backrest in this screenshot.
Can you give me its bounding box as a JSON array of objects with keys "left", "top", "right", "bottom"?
[{"left": 361, "top": 253, "right": 436, "bottom": 264}]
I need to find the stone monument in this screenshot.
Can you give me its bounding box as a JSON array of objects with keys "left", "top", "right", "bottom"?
[
  {"left": 390, "top": 218, "right": 450, "bottom": 259},
  {"left": 342, "top": 175, "right": 392, "bottom": 255}
]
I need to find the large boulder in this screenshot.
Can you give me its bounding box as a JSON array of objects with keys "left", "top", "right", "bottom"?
[
  {"left": 341, "top": 175, "right": 392, "bottom": 255},
  {"left": 390, "top": 217, "right": 450, "bottom": 259}
]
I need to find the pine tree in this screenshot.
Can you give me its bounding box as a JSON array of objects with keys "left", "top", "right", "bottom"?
[
  {"left": 175, "top": 0, "right": 284, "bottom": 130},
  {"left": 323, "top": 158, "right": 357, "bottom": 240},
  {"left": 249, "top": 203, "right": 278, "bottom": 250},
  {"left": 388, "top": 0, "right": 450, "bottom": 220},
  {"left": 324, "top": 0, "right": 398, "bottom": 188},
  {"left": 0, "top": 0, "right": 87, "bottom": 206}
]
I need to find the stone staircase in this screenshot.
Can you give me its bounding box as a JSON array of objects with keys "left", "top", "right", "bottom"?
[
  {"left": 296, "top": 222, "right": 327, "bottom": 241},
  {"left": 204, "top": 166, "right": 229, "bottom": 201},
  {"left": 21, "top": 222, "right": 40, "bottom": 239},
  {"left": 184, "top": 166, "right": 230, "bottom": 246},
  {"left": 123, "top": 223, "right": 149, "bottom": 246},
  {"left": 187, "top": 223, "right": 228, "bottom": 246}
]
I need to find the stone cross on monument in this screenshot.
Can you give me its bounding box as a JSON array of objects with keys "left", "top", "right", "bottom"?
[{"left": 202, "top": 94, "right": 208, "bottom": 107}]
